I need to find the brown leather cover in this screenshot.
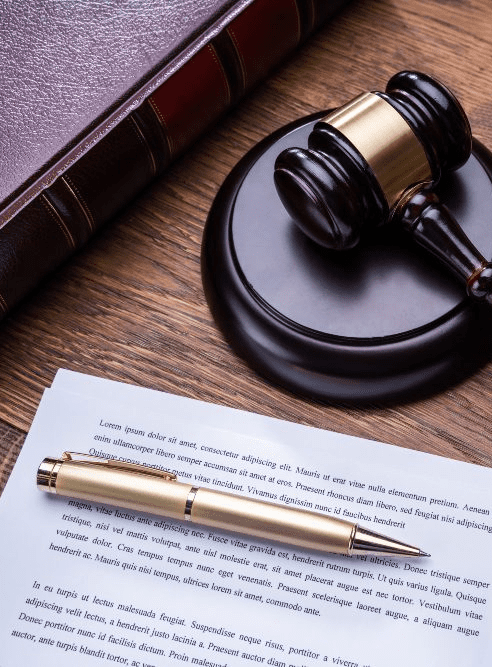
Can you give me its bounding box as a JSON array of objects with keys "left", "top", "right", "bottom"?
[{"left": 0, "top": 0, "right": 348, "bottom": 317}]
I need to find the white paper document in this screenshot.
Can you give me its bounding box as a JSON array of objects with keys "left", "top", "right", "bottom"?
[{"left": 1, "top": 370, "right": 491, "bottom": 666}]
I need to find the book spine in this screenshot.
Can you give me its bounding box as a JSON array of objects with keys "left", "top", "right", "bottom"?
[{"left": 0, "top": 0, "right": 345, "bottom": 318}]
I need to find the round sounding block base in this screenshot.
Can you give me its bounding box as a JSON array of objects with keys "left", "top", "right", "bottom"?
[{"left": 201, "top": 112, "right": 492, "bottom": 404}]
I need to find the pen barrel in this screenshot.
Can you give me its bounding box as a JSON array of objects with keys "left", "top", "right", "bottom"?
[
  {"left": 39, "top": 458, "right": 355, "bottom": 554},
  {"left": 191, "top": 488, "right": 354, "bottom": 554},
  {"left": 43, "top": 460, "right": 192, "bottom": 520}
]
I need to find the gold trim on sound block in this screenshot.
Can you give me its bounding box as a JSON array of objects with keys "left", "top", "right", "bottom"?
[{"left": 322, "top": 92, "right": 432, "bottom": 208}]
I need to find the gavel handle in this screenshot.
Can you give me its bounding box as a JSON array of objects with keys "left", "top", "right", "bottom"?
[{"left": 397, "top": 188, "right": 492, "bottom": 306}]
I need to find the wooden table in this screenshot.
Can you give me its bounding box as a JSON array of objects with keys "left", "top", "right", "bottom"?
[{"left": 1, "top": 0, "right": 492, "bottom": 493}]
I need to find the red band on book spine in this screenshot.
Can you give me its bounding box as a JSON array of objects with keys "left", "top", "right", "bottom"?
[
  {"left": 149, "top": 45, "right": 231, "bottom": 160},
  {"left": 227, "top": 0, "right": 301, "bottom": 90}
]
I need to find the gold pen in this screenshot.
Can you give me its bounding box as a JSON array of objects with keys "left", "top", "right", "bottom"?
[{"left": 37, "top": 453, "right": 430, "bottom": 558}]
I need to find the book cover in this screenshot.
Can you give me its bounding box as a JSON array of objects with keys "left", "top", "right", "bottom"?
[{"left": 0, "top": 0, "right": 348, "bottom": 317}]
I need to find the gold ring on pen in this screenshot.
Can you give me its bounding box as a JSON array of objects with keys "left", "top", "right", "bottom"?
[{"left": 184, "top": 486, "right": 199, "bottom": 520}]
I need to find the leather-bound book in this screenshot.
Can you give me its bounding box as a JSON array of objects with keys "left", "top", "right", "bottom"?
[{"left": 0, "top": 0, "right": 348, "bottom": 318}]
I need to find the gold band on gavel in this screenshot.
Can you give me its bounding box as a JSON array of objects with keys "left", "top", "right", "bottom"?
[{"left": 322, "top": 92, "right": 432, "bottom": 209}]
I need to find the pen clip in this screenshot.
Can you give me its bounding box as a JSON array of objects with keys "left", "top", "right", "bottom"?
[{"left": 62, "top": 452, "right": 178, "bottom": 481}]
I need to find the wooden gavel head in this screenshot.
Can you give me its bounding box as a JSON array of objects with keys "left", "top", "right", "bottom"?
[{"left": 274, "top": 71, "right": 492, "bottom": 305}]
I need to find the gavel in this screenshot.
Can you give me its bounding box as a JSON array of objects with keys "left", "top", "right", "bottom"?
[{"left": 274, "top": 71, "right": 492, "bottom": 306}]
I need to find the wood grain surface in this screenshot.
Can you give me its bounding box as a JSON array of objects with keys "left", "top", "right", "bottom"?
[{"left": 1, "top": 0, "right": 492, "bottom": 494}]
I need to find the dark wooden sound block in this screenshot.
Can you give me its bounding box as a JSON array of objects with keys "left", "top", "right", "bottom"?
[{"left": 201, "top": 113, "right": 492, "bottom": 403}]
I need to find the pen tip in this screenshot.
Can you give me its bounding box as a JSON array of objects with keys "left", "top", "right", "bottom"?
[{"left": 419, "top": 551, "right": 431, "bottom": 557}]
